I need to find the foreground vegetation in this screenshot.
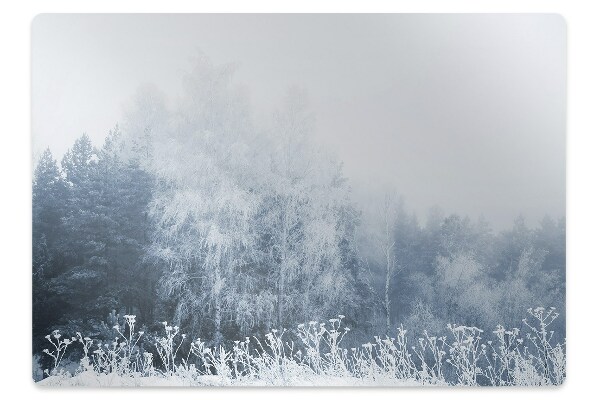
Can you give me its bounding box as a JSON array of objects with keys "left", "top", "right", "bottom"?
[{"left": 37, "top": 307, "right": 565, "bottom": 386}]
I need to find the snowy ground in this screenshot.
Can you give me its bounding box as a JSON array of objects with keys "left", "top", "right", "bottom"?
[{"left": 37, "top": 371, "right": 427, "bottom": 387}]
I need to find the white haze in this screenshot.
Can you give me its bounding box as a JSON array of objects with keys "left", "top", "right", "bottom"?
[{"left": 31, "top": 14, "right": 566, "bottom": 230}]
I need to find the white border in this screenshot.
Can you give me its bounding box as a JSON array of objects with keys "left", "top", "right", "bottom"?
[{"left": 2, "top": 1, "right": 599, "bottom": 399}]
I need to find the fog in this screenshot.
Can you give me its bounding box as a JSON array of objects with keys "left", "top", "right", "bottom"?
[{"left": 32, "top": 14, "right": 565, "bottom": 230}]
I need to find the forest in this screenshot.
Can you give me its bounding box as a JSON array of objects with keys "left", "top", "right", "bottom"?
[{"left": 32, "top": 55, "right": 565, "bottom": 385}]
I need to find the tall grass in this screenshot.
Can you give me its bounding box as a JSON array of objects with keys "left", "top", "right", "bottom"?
[{"left": 38, "top": 307, "right": 565, "bottom": 386}]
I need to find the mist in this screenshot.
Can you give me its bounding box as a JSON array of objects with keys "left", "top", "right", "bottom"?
[{"left": 32, "top": 13, "right": 565, "bottom": 230}]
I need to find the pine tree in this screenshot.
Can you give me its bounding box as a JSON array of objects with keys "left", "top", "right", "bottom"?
[
  {"left": 32, "top": 148, "right": 68, "bottom": 351},
  {"left": 48, "top": 131, "right": 155, "bottom": 329}
]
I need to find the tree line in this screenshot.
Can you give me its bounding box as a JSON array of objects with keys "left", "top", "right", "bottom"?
[{"left": 32, "top": 54, "right": 565, "bottom": 356}]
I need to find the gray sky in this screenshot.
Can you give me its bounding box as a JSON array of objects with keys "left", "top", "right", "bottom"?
[{"left": 32, "top": 14, "right": 566, "bottom": 230}]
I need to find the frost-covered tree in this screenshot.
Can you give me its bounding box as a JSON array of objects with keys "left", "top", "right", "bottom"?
[
  {"left": 361, "top": 189, "right": 403, "bottom": 334},
  {"left": 58, "top": 133, "right": 100, "bottom": 279},
  {"left": 146, "top": 60, "right": 362, "bottom": 339},
  {"left": 122, "top": 83, "right": 169, "bottom": 170},
  {"left": 94, "top": 128, "right": 156, "bottom": 320},
  {"left": 257, "top": 89, "right": 360, "bottom": 328},
  {"left": 61, "top": 133, "right": 96, "bottom": 188},
  {"left": 32, "top": 148, "right": 68, "bottom": 350},
  {"left": 434, "top": 251, "right": 497, "bottom": 327},
  {"left": 33, "top": 148, "right": 68, "bottom": 257},
  {"left": 148, "top": 54, "right": 262, "bottom": 343},
  {"left": 38, "top": 130, "right": 155, "bottom": 331}
]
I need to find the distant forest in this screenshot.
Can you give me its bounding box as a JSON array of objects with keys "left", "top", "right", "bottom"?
[{"left": 32, "top": 55, "right": 565, "bottom": 359}]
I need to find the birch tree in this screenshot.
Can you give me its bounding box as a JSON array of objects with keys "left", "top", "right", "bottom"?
[
  {"left": 380, "top": 190, "right": 400, "bottom": 335},
  {"left": 259, "top": 89, "right": 359, "bottom": 327},
  {"left": 360, "top": 188, "right": 402, "bottom": 335},
  {"left": 148, "top": 54, "right": 261, "bottom": 343}
]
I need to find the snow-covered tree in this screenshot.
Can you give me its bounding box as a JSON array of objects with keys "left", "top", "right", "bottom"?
[
  {"left": 148, "top": 54, "right": 262, "bottom": 342},
  {"left": 122, "top": 83, "right": 169, "bottom": 170},
  {"left": 362, "top": 189, "right": 402, "bottom": 335},
  {"left": 32, "top": 148, "right": 68, "bottom": 349},
  {"left": 258, "top": 89, "right": 359, "bottom": 327}
]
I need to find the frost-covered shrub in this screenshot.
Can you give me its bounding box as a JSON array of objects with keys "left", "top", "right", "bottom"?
[{"left": 41, "top": 330, "right": 76, "bottom": 377}]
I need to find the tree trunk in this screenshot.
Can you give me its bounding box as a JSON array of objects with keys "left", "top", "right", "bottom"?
[
  {"left": 277, "top": 233, "right": 287, "bottom": 327},
  {"left": 214, "top": 264, "right": 223, "bottom": 346},
  {"left": 385, "top": 246, "right": 392, "bottom": 335},
  {"left": 277, "top": 199, "right": 290, "bottom": 328}
]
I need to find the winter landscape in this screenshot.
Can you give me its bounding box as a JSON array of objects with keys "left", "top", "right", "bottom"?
[{"left": 32, "top": 14, "right": 566, "bottom": 386}]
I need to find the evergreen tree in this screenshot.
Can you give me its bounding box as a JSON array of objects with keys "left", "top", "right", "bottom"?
[
  {"left": 41, "top": 131, "right": 155, "bottom": 334},
  {"left": 32, "top": 148, "right": 68, "bottom": 351}
]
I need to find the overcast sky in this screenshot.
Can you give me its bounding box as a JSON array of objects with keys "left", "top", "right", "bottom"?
[{"left": 32, "top": 14, "right": 566, "bottom": 230}]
